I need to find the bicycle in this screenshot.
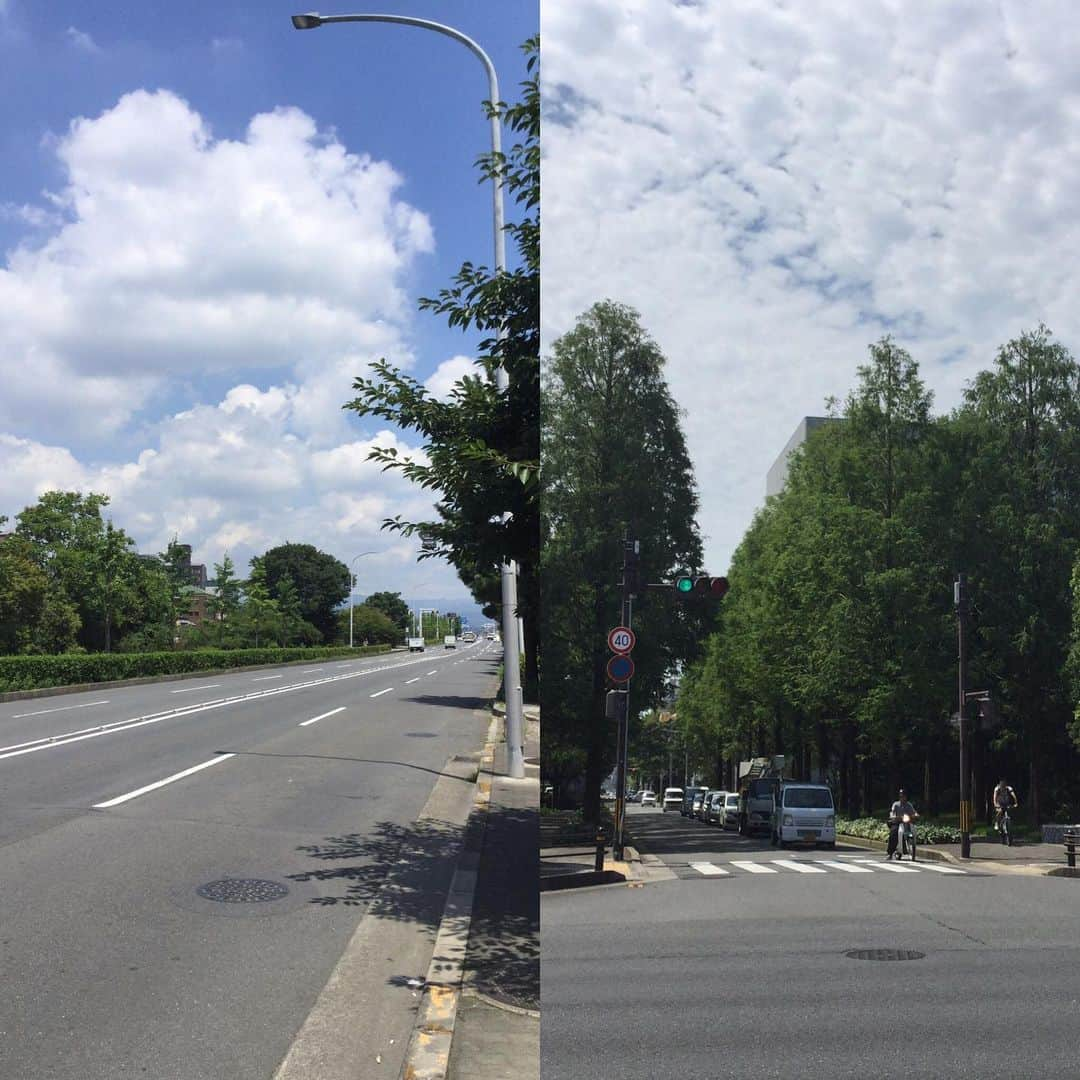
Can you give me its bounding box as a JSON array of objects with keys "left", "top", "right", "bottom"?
[{"left": 996, "top": 806, "right": 1014, "bottom": 846}]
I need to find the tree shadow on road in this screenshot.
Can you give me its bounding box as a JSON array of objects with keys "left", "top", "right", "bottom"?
[
  {"left": 287, "top": 817, "right": 465, "bottom": 929},
  {"left": 399, "top": 694, "right": 492, "bottom": 712}
]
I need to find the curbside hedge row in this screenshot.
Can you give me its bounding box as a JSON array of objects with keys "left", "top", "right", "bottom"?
[
  {"left": 836, "top": 816, "right": 963, "bottom": 845},
  {"left": 0, "top": 644, "right": 392, "bottom": 693}
]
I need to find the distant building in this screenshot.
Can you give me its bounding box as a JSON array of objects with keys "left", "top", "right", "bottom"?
[{"left": 765, "top": 416, "right": 843, "bottom": 497}]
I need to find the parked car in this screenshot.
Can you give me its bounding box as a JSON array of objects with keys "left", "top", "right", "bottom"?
[
  {"left": 681, "top": 787, "right": 707, "bottom": 816},
  {"left": 662, "top": 787, "right": 684, "bottom": 812},
  {"left": 706, "top": 791, "right": 728, "bottom": 825},
  {"left": 722, "top": 792, "right": 741, "bottom": 829},
  {"left": 692, "top": 790, "right": 712, "bottom": 820},
  {"left": 771, "top": 782, "right": 837, "bottom": 849},
  {"left": 640, "top": 791, "right": 657, "bottom": 807},
  {"left": 698, "top": 791, "right": 721, "bottom": 822}
]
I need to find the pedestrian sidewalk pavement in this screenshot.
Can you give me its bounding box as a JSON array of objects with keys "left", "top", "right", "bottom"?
[
  {"left": 923, "top": 835, "right": 1068, "bottom": 867},
  {"left": 447, "top": 711, "right": 539, "bottom": 1080}
]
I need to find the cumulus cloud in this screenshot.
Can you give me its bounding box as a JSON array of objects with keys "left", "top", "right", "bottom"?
[
  {"left": 0, "top": 89, "right": 467, "bottom": 601},
  {"left": 65, "top": 26, "right": 100, "bottom": 54},
  {"left": 0, "top": 89, "right": 433, "bottom": 442},
  {"left": 425, "top": 354, "right": 480, "bottom": 399},
  {"left": 542, "top": 0, "right": 1080, "bottom": 570}
]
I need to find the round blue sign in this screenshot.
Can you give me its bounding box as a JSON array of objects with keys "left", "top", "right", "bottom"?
[{"left": 607, "top": 654, "right": 635, "bottom": 683}]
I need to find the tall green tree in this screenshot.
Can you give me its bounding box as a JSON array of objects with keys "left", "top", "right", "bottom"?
[
  {"left": 343, "top": 36, "right": 539, "bottom": 698},
  {"left": 543, "top": 300, "right": 706, "bottom": 818},
  {"left": 257, "top": 544, "right": 350, "bottom": 644},
  {"left": 207, "top": 554, "right": 243, "bottom": 646},
  {"left": 363, "top": 591, "right": 410, "bottom": 631}
]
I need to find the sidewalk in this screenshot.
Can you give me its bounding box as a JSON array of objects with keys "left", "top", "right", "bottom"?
[
  {"left": 837, "top": 830, "right": 1070, "bottom": 871},
  {"left": 446, "top": 713, "right": 539, "bottom": 1080}
]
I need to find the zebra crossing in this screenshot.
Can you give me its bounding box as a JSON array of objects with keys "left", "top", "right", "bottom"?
[{"left": 679, "top": 856, "right": 970, "bottom": 879}]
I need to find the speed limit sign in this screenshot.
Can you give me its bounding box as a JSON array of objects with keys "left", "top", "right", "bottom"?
[{"left": 608, "top": 626, "right": 636, "bottom": 654}]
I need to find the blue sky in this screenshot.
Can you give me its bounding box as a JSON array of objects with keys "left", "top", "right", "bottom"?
[
  {"left": 543, "top": 0, "right": 1080, "bottom": 575},
  {"left": 0, "top": 0, "right": 536, "bottom": 621}
]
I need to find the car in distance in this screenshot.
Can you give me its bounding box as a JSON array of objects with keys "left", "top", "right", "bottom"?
[
  {"left": 681, "top": 787, "right": 707, "bottom": 816},
  {"left": 408, "top": 636, "right": 425, "bottom": 652},
  {"left": 706, "top": 791, "right": 728, "bottom": 825},
  {"left": 662, "top": 787, "right": 684, "bottom": 812},
  {"left": 640, "top": 791, "right": 657, "bottom": 807},
  {"left": 444, "top": 635, "right": 457, "bottom": 649},
  {"left": 722, "top": 792, "right": 740, "bottom": 829},
  {"left": 691, "top": 790, "right": 709, "bottom": 820}
]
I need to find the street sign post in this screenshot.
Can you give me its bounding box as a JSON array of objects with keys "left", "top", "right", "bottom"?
[
  {"left": 608, "top": 626, "right": 636, "bottom": 654},
  {"left": 607, "top": 654, "right": 635, "bottom": 683}
]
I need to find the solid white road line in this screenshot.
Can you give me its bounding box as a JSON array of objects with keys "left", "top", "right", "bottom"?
[
  {"left": 916, "top": 863, "right": 967, "bottom": 874},
  {"left": 729, "top": 861, "right": 778, "bottom": 874},
  {"left": 855, "top": 859, "right": 921, "bottom": 873},
  {"left": 11, "top": 699, "right": 110, "bottom": 718},
  {"left": 170, "top": 684, "right": 221, "bottom": 694},
  {"left": 405, "top": 678, "right": 420, "bottom": 685},
  {"left": 93, "top": 753, "right": 236, "bottom": 808},
  {"left": 302, "top": 668, "right": 324, "bottom": 673},
  {"left": 252, "top": 675, "right": 283, "bottom": 681},
  {"left": 772, "top": 860, "right": 827, "bottom": 874},
  {"left": 299, "top": 706, "right": 346, "bottom": 728},
  {"left": 370, "top": 688, "right": 393, "bottom": 698},
  {"left": 426, "top": 670, "right": 437, "bottom": 676},
  {"left": 689, "top": 862, "right": 729, "bottom": 876},
  {"left": 814, "top": 860, "right": 874, "bottom": 873}
]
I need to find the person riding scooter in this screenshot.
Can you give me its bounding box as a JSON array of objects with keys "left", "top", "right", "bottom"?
[{"left": 886, "top": 788, "right": 919, "bottom": 859}]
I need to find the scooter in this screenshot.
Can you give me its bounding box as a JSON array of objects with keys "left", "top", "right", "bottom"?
[{"left": 888, "top": 812, "right": 918, "bottom": 860}]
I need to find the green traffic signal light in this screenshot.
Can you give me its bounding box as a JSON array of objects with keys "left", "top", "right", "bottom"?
[{"left": 675, "top": 576, "right": 694, "bottom": 593}]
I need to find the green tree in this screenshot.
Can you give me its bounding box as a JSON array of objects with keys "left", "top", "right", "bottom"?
[
  {"left": 363, "top": 591, "right": 410, "bottom": 630},
  {"left": 343, "top": 36, "right": 539, "bottom": 699},
  {"left": 207, "top": 554, "right": 243, "bottom": 646},
  {"left": 543, "top": 300, "right": 706, "bottom": 818},
  {"left": 0, "top": 536, "right": 80, "bottom": 654},
  {"left": 257, "top": 544, "right": 350, "bottom": 643},
  {"left": 337, "top": 604, "right": 401, "bottom": 646}
]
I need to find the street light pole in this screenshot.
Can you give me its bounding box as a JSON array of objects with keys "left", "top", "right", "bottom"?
[
  {"left": 348, "top": 551, "right": 377, "bottom": 648},
  {"left": 292, "top": 11, "right": 525, "bottom": 779}
]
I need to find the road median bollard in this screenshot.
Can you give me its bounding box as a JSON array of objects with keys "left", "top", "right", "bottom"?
[
  {"left": 1065, "top": 825, "right": 1080, "bottom": 869},
  {"left": 595, "top": 828, "right": 607, "bottom": 872}
]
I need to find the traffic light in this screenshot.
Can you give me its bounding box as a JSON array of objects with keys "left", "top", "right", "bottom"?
[{"left": 674, "top": 575, "right": 729, "bottom": 599}]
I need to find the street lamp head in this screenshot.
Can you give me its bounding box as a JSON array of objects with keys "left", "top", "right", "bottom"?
[{"left": 291, "top": 13, "right": 323, "bottom": 30}]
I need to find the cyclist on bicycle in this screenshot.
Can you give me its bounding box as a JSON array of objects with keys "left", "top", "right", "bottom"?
[{"left": 993, "top": 778, "right": 1018, "bottom": 830}]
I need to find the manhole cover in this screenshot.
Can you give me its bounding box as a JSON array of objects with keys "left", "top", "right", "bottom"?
[
  {"left": 196, "top": 879, "right": 289, "bottom": 904},
  {"left": 845, "top": 948, "right": 925, "bottom": 962}
]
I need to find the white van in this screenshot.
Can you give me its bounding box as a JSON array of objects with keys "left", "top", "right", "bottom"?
[
  {"left": 662, "top": 787, "right": 684, "bottom": 813},
  {"left": 772, "top": 783, "right": 836, "bottom": 848}
]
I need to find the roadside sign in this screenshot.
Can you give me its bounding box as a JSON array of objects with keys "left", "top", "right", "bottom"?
[
  {"left": 607, "top": 626, "right": 636, "bottom": 654},
  {"left": 607, "top": 654, "right": 635, "bottom": 684}
]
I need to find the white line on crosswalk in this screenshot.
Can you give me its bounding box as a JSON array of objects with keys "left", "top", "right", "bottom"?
[
  {"left": 689, "top": 862, "right": 729, "bottom": 876},
  {"left": 771, "top": 860, "right": 827, "bottom": 874},
  {"left": 814, "top": 860, "right": 874, "bottom": 873},
  {"left": 911, "top": 862, "right": 967, "bottom": 874},
  {"left": 729, "top": 861, "right": 777, "bottom": 874},
  {"left": 854, "top": 859, "right": 920, "bottom": 873}
]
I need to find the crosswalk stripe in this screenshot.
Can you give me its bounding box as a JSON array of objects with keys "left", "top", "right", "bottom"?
[
  {"left": 771, "top": 860, "right": 827, "bottom": 874},
  {"left": 813, "top": 860, "right": 874, "bottom": 873},
  {"left": 854, "top": 859, "right": 920, "bottom": 873},
  {"left": 915, "top": 862, "right": 967, "bottom": 874},
  {"left": 689, "top": 862, "right": 730, "bottom": 876},
  {"left": 729, "top": 861, "right": 778, "bottom": 874}
]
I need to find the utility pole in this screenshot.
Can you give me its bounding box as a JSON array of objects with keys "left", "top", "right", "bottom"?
[
  {"left": 955, "top": 574, "right": 971, "bottom": 859},
  {"left": 612, "top": 531, "right": 639, "bottom": 860}
]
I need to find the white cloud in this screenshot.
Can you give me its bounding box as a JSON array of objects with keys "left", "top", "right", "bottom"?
[
  {"left": 0, "top": 89, "right": 433, "bottom": 442},
  {"left": 0, "top": 89, "right": 469, "bottom": 604},
  {"left": 65, "top": 26, "right": 100, "bottom": 54},
  {"left": 425, "top": 354, "right": 479, "bottom": 399},
  {"left": 542, "top": 0, "right": 1080, "bottom": 571}
]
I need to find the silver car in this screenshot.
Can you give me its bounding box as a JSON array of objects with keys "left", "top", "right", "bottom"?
[
  {"left": 722, "top": 792, "right": 740, "bottom": 829},
  {"left": 706, "top": 791, "right": 728, "bottom": 825}
]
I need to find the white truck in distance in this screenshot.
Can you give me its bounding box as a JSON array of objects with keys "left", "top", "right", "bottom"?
[
  {"left": 408, "top": 637, "right": 425, "bottom": 652},
  {"left": 444, "top": 635, "right": 457, "bottom": 649}
]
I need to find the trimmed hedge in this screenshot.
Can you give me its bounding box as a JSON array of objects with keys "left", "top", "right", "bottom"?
[
  {"left": 837, "top": 816, "right": 963, "bottom": 845},
  {"left": 0, "top": 644, "right": 392, "bottom": 693}
]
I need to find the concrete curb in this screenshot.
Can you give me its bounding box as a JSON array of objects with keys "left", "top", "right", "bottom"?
[
  {"left": 397, "top": 713, "right": 500, "bottom": 1080},
  {"left": 835, "top": 833, "right": 951, "bottom": 862}
]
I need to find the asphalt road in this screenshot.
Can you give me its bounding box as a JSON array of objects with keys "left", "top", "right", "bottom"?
[
  {"left": 542, "top": 804, "right": 1080, "bottom": 1079},
  {"left": 0, "top": 640, "right": 501, "bottom": 1079}
]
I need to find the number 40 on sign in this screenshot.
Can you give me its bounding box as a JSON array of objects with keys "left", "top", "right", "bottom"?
[{"left": 608, "top": 626, "right": 636, "bottom": 654}]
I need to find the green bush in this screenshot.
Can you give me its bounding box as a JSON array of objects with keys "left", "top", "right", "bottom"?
[
  {"left": 0, "top": 644, "right": 392, "bottom": 693},
  {"left": 836, "top": 816, "right": 962, "bottom": 845}
]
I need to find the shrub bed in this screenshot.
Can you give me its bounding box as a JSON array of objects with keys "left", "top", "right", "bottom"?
[
  {"left": 836, "top": 816, "right": 963, "bottom": 845},
  {"left": 0, "top": 644, "right": 392, "bottom": 693}
]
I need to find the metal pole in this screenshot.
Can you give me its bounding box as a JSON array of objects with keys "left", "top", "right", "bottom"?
[
  {"left": 292, "top": 12, "right": 525, "bottom": 779},
  {"left": 613, "top": 531, "right": 637, "bottom": 860},
  {"left": 956, "top": 574, "right": 971, "bottom": 859}
]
